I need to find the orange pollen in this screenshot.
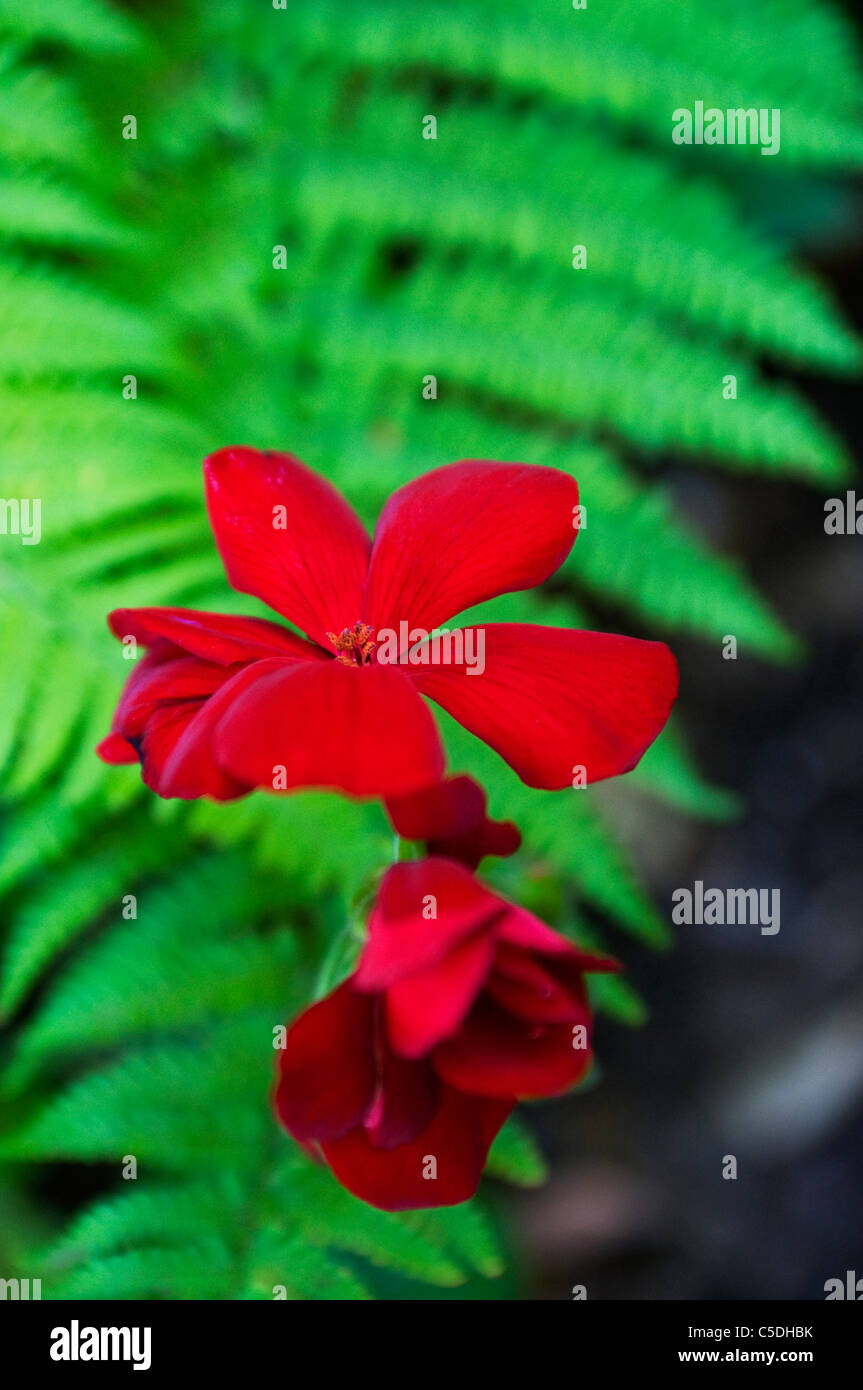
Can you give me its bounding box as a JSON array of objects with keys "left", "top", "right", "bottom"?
[{"left": 327, "top": 620, "right": 377, "bottom": 666}]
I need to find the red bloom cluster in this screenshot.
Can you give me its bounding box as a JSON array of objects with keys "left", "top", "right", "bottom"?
[
  {"left": 276, "top": 859, "right": 617, "bottom": 1210},
  {"left": 98, "top": 447, "right": 678, "bottom": 1211}
]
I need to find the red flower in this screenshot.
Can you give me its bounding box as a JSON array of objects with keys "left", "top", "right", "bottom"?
[
  {"left": 385, "top": 774, "right": 521, "bottom": 867},
  {"left": 275, "top": 858, "right": 616, "bottom": 1210},
  {"left": 98, "top": 447, "right": 677, "bottom": 800}
]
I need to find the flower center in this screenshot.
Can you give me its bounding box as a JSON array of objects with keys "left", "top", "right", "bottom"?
[{"left": 327, "top": 620, "right": 377, "bottom": 666}]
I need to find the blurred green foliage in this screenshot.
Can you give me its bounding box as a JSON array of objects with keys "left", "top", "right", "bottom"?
[{"left": 0, "top": 0, "right": 860, "bottom": 1298}]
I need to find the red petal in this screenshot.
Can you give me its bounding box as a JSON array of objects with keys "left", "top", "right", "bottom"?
[
  {"left": 107, "top": 606, "right": 315, "bottom": 665},
  {"left": 322, "top": 1086, "right": 512, "bottom": 1211},
  {"left": 497, "top": 905, "right": 619, "bottom": 974},
  {"left": 134, "top": 702, "right": 224, "bottom": 799},
  {"left": 105, "top": 649, "right": 291, "bottom": 800},
  {"left": 96, "top": 732, "right": 138, "bottom": 764},
  {"left": 486, "top": 943, "right": 589, "bottom": 1024},
  {"left": 102, "top": 649, "right": 244, "bottom": 798},
  {"left": 274, "top": 983, "right": 376, "bottom": 1144},
  {"left": 386, "top": 773, "right": 521, "bottom": 867},
  {"left": 428, "top": 816, "right": 522, "bottom": 870},
  {"left": 385, "top": 774, "right": 485, "bottom": 841},
  {"left": 363, "top": 1050, "right": 440, "bottom": 1150},
  {"left": 215, "top": 659, "right": 444, "bottom": 798},
  {"left": 385, "top": 930, "right": 497, "bottom": 1058},
  {"left": 433, "top": 997, "right": 593, "bottom": 1099},
  {"left": 412, "top": 624, "right": 678, "bottom": 788},
  {"left": 363, "top": 461, "right": 577, "bottom": 633},
  {"left": 158, "top": 658, "right": 288, "bottom": 800},
  {"left": 112, "top": 652, "right": 230, "bottom": 742},
  {"left": 356, "top": 858, "right": 503, "bottom": 991},
  {"left": 204, "top": 447, "right": 371, "bottom": 648}
]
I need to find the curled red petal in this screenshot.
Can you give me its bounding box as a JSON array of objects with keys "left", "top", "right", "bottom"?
[
  {"left": 96, "top": 732, "right": 138, "bottom": 764},
  {"left": 428, "top": 816, "right": 522, "bottom": 870},
  {"left": 107, "top": 605, "right": 315, "bottom": 665},
  {"left": 111, "top": 651, "right": 230, "bottom": 743},
  {"left": 158, "top": 658, "right": 289, "bottom": 799},
  {"left": 385, "top": 774, "right": 485, "bottom": 842},
  {"left": 132, "top": 702, "right": 224, "bottom": 799},
  {"left": 386, "top": 773, "right": 521, "bottom": 867},
  {"left": 103, "top": 648, "right": 296, "bottom": 801},
  {"left": 100, "top": 649, "right": 243, "bottom": 799}
]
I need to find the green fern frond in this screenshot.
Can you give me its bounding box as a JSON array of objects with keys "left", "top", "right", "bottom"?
[
  {"left": 0, "top": 264, "right": 174, "bottom": 378},
  {"left": 285, "top": 92, "right": 861, "bottom": 371},
  {"left": 292, "top": 286, "right": 850, "bottom": 480},
  {"left": 0, "top": 810, "right": 183, "bottom": 1019},
  {"left": 0, "top": 0, "right": 142, "bottom": 54},
  {"left": 486, "top": 1114, "right": 549, "bottom": 1188},
  {"left": 0, "top": 795, "right": 100, "bottom": 897},
  {"left": 44, "top": 1157, "right": 500, "bottom": 1299},
  {"left": 0, "top": 67, "right": 95, "bottom": 166},
  {"left": 0, "top": 168, "right": 128, "bottom": 248},
  {"left": 285, "top": 0, "right": 863, "bottom": 167},
  {"left": 189, "top": 792, "right": 390, "bottom": 900},
  {"left": 1, "top": 854, "right": 305, "bottom": 1091}
]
